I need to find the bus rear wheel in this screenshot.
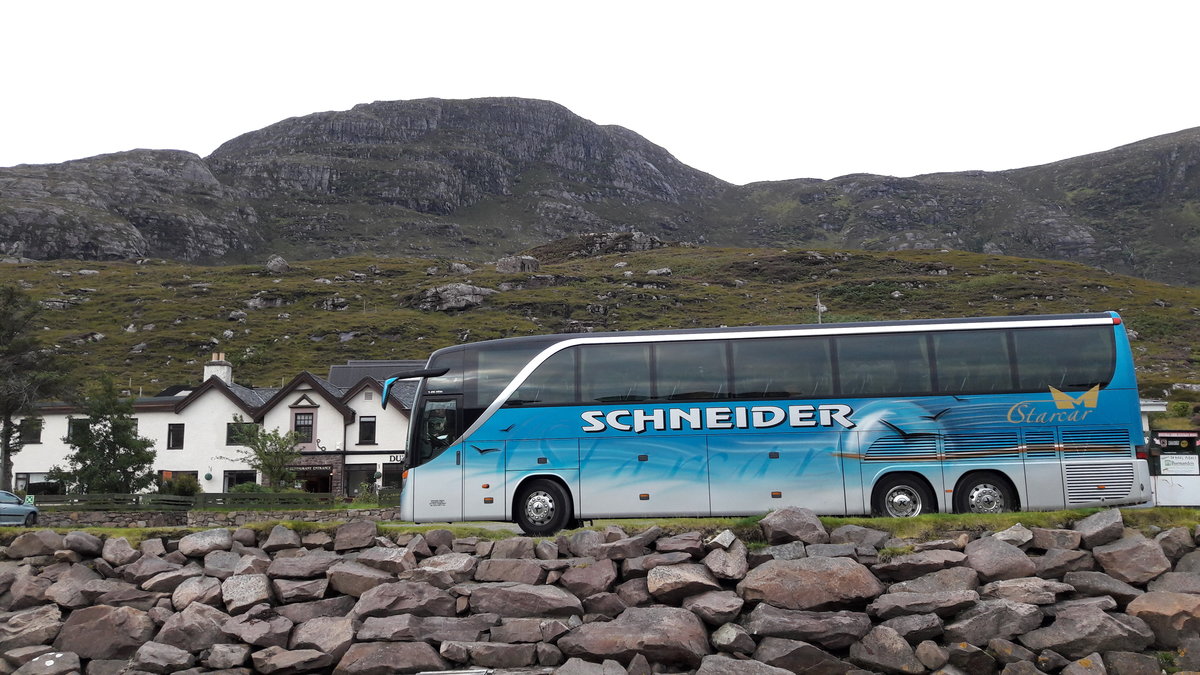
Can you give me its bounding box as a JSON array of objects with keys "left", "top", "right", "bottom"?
[
  {"left": 515, "top": 479, "right": 572, "bottom": 536},
  {"left": 954, "top": 473, "right": 1016, "bottom": 514},
  {"left": 873, "top": 474, "right": 935, "bottom": 518}
]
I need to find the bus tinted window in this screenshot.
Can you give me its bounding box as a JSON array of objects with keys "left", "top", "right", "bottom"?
[
  {"left": 732, "top": 336, "right": 834, "bottom": 399},
  {"left": 934, "top": 330, "right": 1014, "bottom": 394},
  {"left": 655, "top": 341, "right": 730, "bottom": 400},
  {"left": 507, "top": 348, "right": 576, "bottom": 406},
  {"left": 1013, "top": 325, "right": 1114, "bottom": 391},
  {"left": 837, "top": 333, "right": 933, "bottom": 396},
  {"left": 581, "top": 344, "right": 651, "bottom": 402},
  {"left": 474, "top": 345, "right": 550, "bottom": 408}
]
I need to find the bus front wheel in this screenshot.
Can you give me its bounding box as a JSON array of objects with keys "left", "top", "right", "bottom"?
[
  {"left": 873, "top": 474, "right": 935, "bottom": 518},
  {"left": 515, "top": 479, "right": 572, "bottom": 536},
  {"left": 954, "top": 472, "right": 1016, "bottom": 514}
]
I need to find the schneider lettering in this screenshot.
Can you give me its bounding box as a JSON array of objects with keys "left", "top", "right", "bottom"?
[{"left": 580, "top": 404, "right": 855, "bottom": 434}]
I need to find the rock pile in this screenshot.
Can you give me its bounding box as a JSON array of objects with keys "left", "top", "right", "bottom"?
[{"left": 1, "top": 507, "right": 1199, "bottom": 674}]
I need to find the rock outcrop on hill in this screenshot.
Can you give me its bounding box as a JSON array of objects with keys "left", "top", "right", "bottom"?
[
  {"left": 3, "top": 98, "right": 1200, "bottom": 284},
  {"left": 1, "top": 507, "right": 1199, "bottom": 673}
]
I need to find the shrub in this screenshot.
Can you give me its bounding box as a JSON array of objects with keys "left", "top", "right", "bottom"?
[
  {"left": 160, "top": 474, "right": 203, "bottom": 496},
  {"left": 231, "top": 481, "right": 269, "bottom": 493}
]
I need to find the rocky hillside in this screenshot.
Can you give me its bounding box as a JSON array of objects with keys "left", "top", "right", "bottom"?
[
  {"left": 1, "top": 98, "right": 1199, "bottom": 285},
  {"left": 2, "top": 508, "right": 1200, "bottom": 673},
  {"left": 3, "top": 245, "right": 1200, "bottom": 395}
]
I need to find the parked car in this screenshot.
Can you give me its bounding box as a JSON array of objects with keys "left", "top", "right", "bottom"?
[{"left": 0, "top": 491, "right": 37, "bottom": 526}]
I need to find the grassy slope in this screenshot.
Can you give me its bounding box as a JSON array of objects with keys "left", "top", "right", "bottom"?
[{"left": 2, "top": 246, "right": 1197, "bottom": 395}]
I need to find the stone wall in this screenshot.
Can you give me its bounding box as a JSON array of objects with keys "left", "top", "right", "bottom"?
[
  {"left": 2, "top": 507, "right": 1200, "bottom": 673},
  {"left": 36, "top": 507, "right": 400, "bottom": 530}
]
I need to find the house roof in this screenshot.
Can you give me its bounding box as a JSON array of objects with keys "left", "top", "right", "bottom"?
[
  {"left": 253, "top": 371, "right": 355, "bottom": 424},
  {"left": 327, "top": 359, "right": 426, "bottom": 388}
]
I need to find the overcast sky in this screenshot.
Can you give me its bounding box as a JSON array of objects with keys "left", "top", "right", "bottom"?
[{"left": 3, "top": 1, "right": 1197, "bottom": 185}]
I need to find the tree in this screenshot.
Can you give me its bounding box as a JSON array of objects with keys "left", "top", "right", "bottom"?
[
  {"left": 0, "top": 286, "right": 73, "bottom": 491},
  {"left": 221, "top": 415, "right": 303, "bottom": 490},
  {"left": 47, "top": 376, "right": 157, "bottom": 494}
]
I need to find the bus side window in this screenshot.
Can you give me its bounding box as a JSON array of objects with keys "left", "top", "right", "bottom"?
[
  {"left": 580, "top": 344, "right": 651, "bottom": 403},
  {"left": 507, "top": 348, "right": 576, "bottom": 406},
  {"left": 417, "top": 399, "right": 459, "bottom": 464}
]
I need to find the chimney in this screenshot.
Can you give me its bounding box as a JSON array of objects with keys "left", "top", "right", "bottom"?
[{"left": 204, "top": 352, "right": 233, "bottom": 384}]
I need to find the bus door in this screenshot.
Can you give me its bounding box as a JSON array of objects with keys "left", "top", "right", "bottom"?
[
  {"left": 463, "top": 436, "right": 508, "bottom": 521},
  {"left": 410, "top": 397, "right": 464, "bottom": 523}
]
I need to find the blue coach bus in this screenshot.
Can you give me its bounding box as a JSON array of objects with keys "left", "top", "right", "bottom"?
[{"left": 383, "top": 312, "right": 1151, "bottom": 535}]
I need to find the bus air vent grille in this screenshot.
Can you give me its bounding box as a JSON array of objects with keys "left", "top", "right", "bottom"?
[
  {"left": 944, "top": 433, "right": 1020, "bottom": 463},
  {"left": 1023, "top": 430, "right": 1058, "bottom": 460},
  {"left": 1064, "top": 463, "right": 1134, "bottom": 504},
  {"left": 1062, "top": 429, "right": 1132, "bottom": 459},
  {"left": 864, "top": 436, "right": 938, "bottom": 462}
]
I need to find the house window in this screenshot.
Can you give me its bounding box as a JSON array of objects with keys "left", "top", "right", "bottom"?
[
  {"left": 167, "top": 423, "right": 185, "bottom": 450},
  {"left": 17, "top": 418, "right": 42, "bottom": 445},
  {"left": 226, "top": 422, "right": 256, "bottom": 445},
  {"left": 67, "top": 419, "right": 89, "bottom": 443},
  {"left": 293, "top": 412, "right": 314, "bottom": 444},
  {"left": 358, "top": 417, "right": 377, "bottom": 445},
  {"left": 224, "top": 470, "right": 257, "bottom": 491}
]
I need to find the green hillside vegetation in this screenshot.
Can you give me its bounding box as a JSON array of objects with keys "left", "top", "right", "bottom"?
[{"left": 2, "top": 246, "right": 1198, "bottom": 397}]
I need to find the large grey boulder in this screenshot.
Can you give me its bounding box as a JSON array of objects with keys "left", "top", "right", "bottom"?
[
  {"left": 272, "top": 577, "right": 329, "bottom": 604},
  {"left": 43, "top": 564, "right": 101, "bottom": 609},
  {"left": 742, "top": 603, "right": 872, "bottom": 650},
  {"left": 558, "top": 606, "right": 711, "bottom": 668},
  {"left": 646, "top": 563, "right": 722, "bottom": 603},
  {"left": 172, "top": 575, "right": 222, "bottom": 610},
  {"left": 964, "top": 536, "right": 1037, "bottom": 582},
  {"left": 52, "top": 605, "right": 155, "bottom": 659},
  {"left": 871, "top": 550, "right": 968, "bottom": 582},
  {"left": 333, "top": 521, "right": 377, "bottom": 551},
  {"left": 129, "top": 641, "right": 195, "bottom": 674},
  {"left": 943, "top": 599, "right": 1043, "bottom": 646},
  {"left": 681, "top": 590, "right": 744, "bottom": 626},
  {"left": 751, "top": 637, "right": 853, "bottom": 674},
  {"left": 101, "top": 537, "right": 141, "bottom": 566},
  {"left": 474, "top": 558, "right": 546, "bottom": 585},
  {"left": 979, "top": 577, "right": 1075, "bottom": 605},
  {"left": 356, "top": 613, "right": 500, "bottom": 643},
  {"left": 333, "top": 641, "right": 447, "bottom": 674},
  {"left": 61, "top": 531, "right": 103, "bottom": 557},
  {"left": 0, "top": 605, "right": 62, "bottom": 651},
  {"left": 250, "top": 645, "right": 333, "bottom": 674},
  {"left": 177, "top": 528, "right": 233, "bottom": 558},
  {"left": 1126, "top": 591, "right": 1200, "bottom": 648},
  {"left": 267, "top": 549, "right": 341, "bottom": 579},
  {"left": 887, "top": 565, "right": 979, "bottom": 593},
  {"left": 1073, "top": 508, "right": 1125, "bottom": 549},
  {"left": 1091, "top": 535, "right": 1172, "bottom": 585},
  {"left": 351, "top": 580, "right": 457, "bottom": 619},
  {"left": 1063, "top": 571, "right": 1145, "bottom": 607},
  {"left": 6, "top": 531, "right": 63, "bottom": 559},
  {"left": 737, "top": 556, "right": 885, "bottom": 610},
  {"left": 848, "top": 625, "right": 925, "bottom": 674},
  {"left": 468, "top": 583, "right": 583, "bottom": 617},
  {"left": 760, "top": 506, "right": 829, "bottom": 545},
  {"left": 866, "top": 590, "right": 979, "bottom": 619},
  {"left": 155, "top": 602, "right": 235, "bottom": 652},
  {"left": 221, "top": 573, "right": 273, "bottom": 614},
  {"left": 559, "top": 559, "right": 618, "bottom": 597},
  {"left": 1018, "top": 605, "right": 1154, "bottom": 659},
  {"left": 262, "top": 524, "right": 302, "bottom": 553},
  {"left": 220, "top": 603, "right": 293, "bottom": 648},
  {"left": 326, "top": 561, "right": 393, "bottom": 597}
]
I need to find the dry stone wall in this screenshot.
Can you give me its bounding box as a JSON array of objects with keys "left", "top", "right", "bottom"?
[
  {"left": 2, "top": 507, "right": 1200, "bottom": 674},
  {"left": 36, "top": 508, "right": 401, "bottom": 530}
]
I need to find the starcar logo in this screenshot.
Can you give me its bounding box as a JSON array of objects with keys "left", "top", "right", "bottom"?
[
  {"left": 1007, "top": 386, "right": 1100, "bottom": 424},
  {"left": 580, "top": 404, "right": 856, "bottom": 434}
]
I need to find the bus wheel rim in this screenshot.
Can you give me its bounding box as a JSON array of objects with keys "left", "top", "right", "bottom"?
[
  {"left": 884, "top": 486, "right": 921, "bottom": 517},
  {"left": 968, "top": 484, "right": 1004, "bottom": 513},
  {"left": 525, "top": 491, "right": 554, "bottom": 525}
]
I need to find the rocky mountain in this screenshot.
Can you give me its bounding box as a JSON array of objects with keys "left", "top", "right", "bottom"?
[{"left": 2, "top": 98, "right": 1199, "bottom": 285}]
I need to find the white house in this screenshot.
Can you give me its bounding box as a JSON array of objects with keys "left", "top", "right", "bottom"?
[{"left": 13, "top": 355, "right": 419, "bottom": 496}]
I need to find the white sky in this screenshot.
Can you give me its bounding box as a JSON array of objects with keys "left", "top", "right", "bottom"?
[{"left": 2, "top": 1, "right": 1198, "bottom": 185}]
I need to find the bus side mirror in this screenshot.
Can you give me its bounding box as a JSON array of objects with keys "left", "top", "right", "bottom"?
[{"left": 381, "top": 377, "right": 398, "bottom": 410}]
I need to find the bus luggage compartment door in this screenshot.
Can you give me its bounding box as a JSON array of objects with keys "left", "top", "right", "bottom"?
[
  {"left": 410, "top": 443, "right": 464, "bottom": 523},
  {"left": 708, "top": 432, "right": 846, "bottom": 516},
  {"left": 579, "top": 436, "right": 709, "bottom": 518}
]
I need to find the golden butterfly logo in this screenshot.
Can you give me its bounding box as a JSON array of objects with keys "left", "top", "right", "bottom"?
[{"left": 1049, "top": 385, "right": 1099, "bottom": 410}]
